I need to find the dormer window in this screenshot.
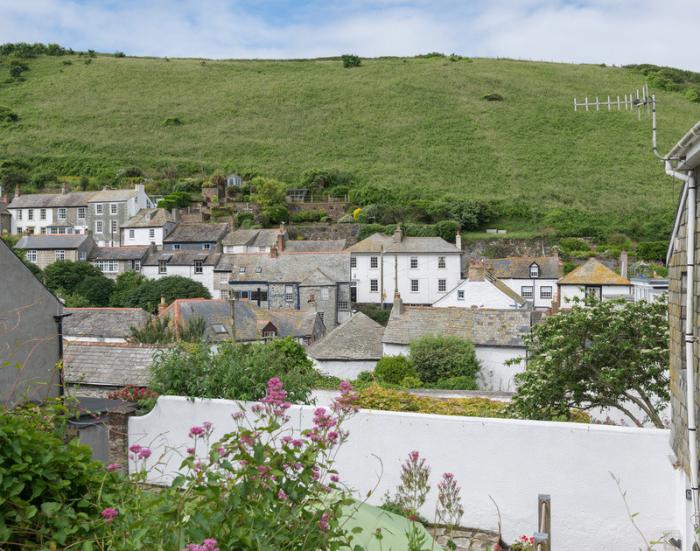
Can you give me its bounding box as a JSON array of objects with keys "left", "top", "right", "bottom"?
[{"left": 529, "top": 263, "right": 540, "bottom": 278}]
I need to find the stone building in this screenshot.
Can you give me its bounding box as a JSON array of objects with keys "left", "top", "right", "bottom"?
[
  {"left": 86, "top": 185, "right": 153, "bottom": 247},
  {"left": 163, "top": 222, "right": 229, "bottom": 251},
  {"left": 7, "top": 188, "right": 94, "bottom": 235},
  {"left": 89, "top": 245, "right": 151, "bottom": 278},
  {"left": 15, "top": 234, "right": 96, "bottom": 270}
]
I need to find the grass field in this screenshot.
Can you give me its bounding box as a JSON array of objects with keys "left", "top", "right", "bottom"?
[{"left": 1, "top": 54, "right": 700, "bottom": 238}]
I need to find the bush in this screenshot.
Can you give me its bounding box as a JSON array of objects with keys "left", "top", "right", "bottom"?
[
  {"left": 289, "top": 210, "right": 327, "bottom": 223},
  {"left": 123, "top": 275, "right": 211, "bottom": 313},
  {"left": 636, "top": 241, "right": 668, "bottom": 262},
  {"left": 483, "top": 93, "right": 504, "bottom": 101},
  {"left": 409, "top": 335, "right": 480, "bottom": 386},
  {"left": 434, "top": 376, "right": 479, "bottom": 390},
  {"left": 354, "top": 303, "right": 391, "bottom": 326},
  {"left": 338, "top": 214, "right": 354, "bottom": 223},
  {"left": 341, "top": 54, "right": 361, "bottom": 68},
  {"left": 74, "top": 275, "right": 116, "bottom": 306},
  {"left": 44, "top": 260, "right": 104, "bottom": 295},
  {"left": 162, "top": 116, "right": 183, "bottom": 126},
  {"left": 558, "top": 237, "right": 590, "bottom": 253},
  {"left": 0, "top": 105, "right": 18, "bottom": 123},
  {"left": 114, "top": 51, "right": 126, "bottom": 58},
  {"left": 374, "top": 356, "right": 417, "bottom": 385}
]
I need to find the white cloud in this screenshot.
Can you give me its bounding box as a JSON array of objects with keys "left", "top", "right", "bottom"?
[{"left": 0, "top": 0, "right": 699, "bottom": 70}]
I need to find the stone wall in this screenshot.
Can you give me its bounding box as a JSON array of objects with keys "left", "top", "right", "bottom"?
[
  {"left": 287, "top": 201, "right": 350, "bottom": 220},
  {"left": 287, "top": 223, "right": 360, "bottom": 245},
  {"left": 462, "top": 238, "right": 555, "bottom": 259}
]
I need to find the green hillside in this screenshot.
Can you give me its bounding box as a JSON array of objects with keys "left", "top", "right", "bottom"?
[{"left": 1, "top": 52, "right": 700, "bottom": 240}]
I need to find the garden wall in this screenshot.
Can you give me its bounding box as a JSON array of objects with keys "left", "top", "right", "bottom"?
[{"left": 130, "top": 397, "right": 677, "bottom": 551}]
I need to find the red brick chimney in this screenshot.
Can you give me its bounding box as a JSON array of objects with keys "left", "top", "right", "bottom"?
[
  {"left": 270, "top": 245, "right": 278, "bottom": 258},
  {"left": 158, "top": 296, "right": 168, "bottom": 316}
]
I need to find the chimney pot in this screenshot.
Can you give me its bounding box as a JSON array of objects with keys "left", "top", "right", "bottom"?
[
  {"left": 158, "top": 296, "right": 168, "bottom": 316},
  {"left": 455, "top": 231, "right": 462, "bottom": 250}
]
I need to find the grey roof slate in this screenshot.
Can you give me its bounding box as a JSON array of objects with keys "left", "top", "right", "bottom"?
[
  {"left": 382, "top": 306, "right": 533, "bottom": 347},
  {"left": 143, "top": 250, "right": 221, "bottom": 266},
  {"left": 122, "top": 208, "right": 175, "bottom": 228},
  {"left": 483, "top": 256, "right": 562, "bottom": 279},
  {"left": 223, "top": 228, "right": 281, "bottom": 248},
  {"left": 15, "top": 234, "right": 91, "bottom": 249},
  {"left": 164, "top": 223, "right": 229, "bottom": 243},
  {"left": 285, "top": 239, "right": 346, "bottom": 252},
  {"left": 8, "top": 191, "right": 96, "bottom": 209},
  {"left": 88, "top": 188, "right": 139, "bottom": 202},
  {"left": 64, "top": 308, "right": 152, "bottom": 338},
  {"left": 347, "top": 233, "right": 460, "bottom": 254},
  {"left": 63, "top": 342, "right": 166, "bottom": 387},
  {"left": 89, "top": 246, "right": 151, "bottom": 261},
  {"left": 309, "top": 312, "right": 384, "bottom": 360},
  {"left": 216, "top": 252, "right": 349, "bottom": 284}
]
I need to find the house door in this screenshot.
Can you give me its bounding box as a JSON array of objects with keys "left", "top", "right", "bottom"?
[{"left": 350, "top": 281, "right": 357, "bottom": 303}]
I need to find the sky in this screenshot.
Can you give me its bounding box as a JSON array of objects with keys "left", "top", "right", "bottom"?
[{"left": 1, "top": 0, "right": 700, "bottom": 71}]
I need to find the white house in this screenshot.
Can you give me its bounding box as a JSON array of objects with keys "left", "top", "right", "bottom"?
[
  {"left": 433, "top": 261, "right": 527, "bottom": 309},
  {"left": 482, "top": 256, "right": 562, "bottom": 309},
  {"left": 348, "top": 226, "right": 462, "bottom": 306},
  {"left": 631, "top": 277, "right": 668, "bottom": 303},
  {"left": 308, "top": 311, "right": 384, "bottom": 379},
  {"left": 120, "top": 208, "right": 176, "bottom": 247},
  {"left": 222, "top": 227, "right": 286, "bottom": 254},
  {"left": 7, "top": 187, "right": 94, "bottom": 235},
  {"left": 141, "top": 250, "right": 220, "bottom": 296},
  {"left": 558, "top": 258, "right": 632, "bottom": 306},
  {"left": 382, "top": 296, "right": 536, "bottom": 392}
]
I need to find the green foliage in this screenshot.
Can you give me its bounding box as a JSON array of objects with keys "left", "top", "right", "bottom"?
[
  {"left": 161, "top": 116, "right": 182, "bottom": 126},
  {"left": 508, "top": 298, "right": 669, "bottom": 427},
  {"left": 341, "top": 54, "right": 361, "bottom": 68},
  {"left": 251, "top": 176, "right": 287, "bottom": 207},
  {"left": 122, "top": 275, "right": 211, "bottom": 313},
  {"left": 110, "top": 270, "right": 146, "bottom": 306},
  {"left": 409, "top": 335, "right": 480, "bottom": 386},
  {"left": 150, "top": 338, "right": 317, "bottom": 403},
  {"left": 354, "top": 303, "right": 392, "bottom": 326},
  {"left": 300, "top": 168, "right": 354, "bottom": 193},
  {"left": 129, "top": 316, "right": 173, "bottom": 344},
  {"left": 0, "top": 105, "right": 18, "bottom": 123},
  {"left": 434, "top": 376, "right": 479, "bottom": 390},
  {"left": 636, "top": 241, "right": 668, "bottom": 262},
  {"left": 157, "top": 190, "right": 191, "bottom": 209},
  {"left": 114, "top": 51, "right": 126, "bottom": 58},
  {"left": 483, "top": 93, "right": 504, "bottom": 101},
  {"left": 289, "top": 209, "right": 327, "bottom": 223},
  {"left": 558, "top": 237, "right": 591, "bottom": 253},
  {"left": 0, "top": 42, "right": 72, "bottom": 57},
  {"left": 74, "top": 275, "right": 115, "bottom": 306},
  {"left": 374, "top": 356, "right": 418, "bottom": 385},
  {"left": 43, "top": 260, "right": 104, "bottom": 295}
]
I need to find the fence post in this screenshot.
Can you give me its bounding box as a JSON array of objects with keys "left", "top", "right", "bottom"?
[{"left": 535, "top": 494, "right": 551, "bottom": 551}]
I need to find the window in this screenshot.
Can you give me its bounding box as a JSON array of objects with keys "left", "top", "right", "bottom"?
[
  {"left": 457, "top": 290, "right": 465, "bottom": 301},
  {"left": 133, "top": 260, "right": 141, "bottom": 271},
  {"left": 149, "top": 228, "right": 155, "bottom": 239},
  {"left": 262, "top": 329, "right": 277, "bottom": 339},
  {"left": 57, "top": 208, "right": 66, "bottom": 220},
  {"left": 57, "top": 227, "right": 66, "bottom": 235},
  {"left": 438, "top": 279, "right": 446, "bottom": 292},
  {"left": 370, "top": 256, "right": 378, "bottom": 269},
  {"left": 250, "top": 290, "right": 269, "bottom": 302},
  {"left": 95, "top": 203, "right": 103, "bottom": 214},
  {"left": 285, "top": 285, "right": 294, "bottom": 302},
  {"left": 16, "top": 227, "right": 22, "bottom": 234},
  {"left": 438, "top": 256, "right": 446, "bottom": 269},
  {"left": 110, "top": 204, "right": 118, "bottom": 215},
  {"left": 79, "top": 251, "right": 87, "bottom": 260},
  {"left": 321, "top": 288, "right": 330, "bottom": 300},
  {"left": 40, "top": 227, "right": 47, "bottom": 235},
  {"left": 158, "top": 260, "right": 167, "bottom": 274},
  {"left": 338, "top": 300, "right": 349, "bottom": 310},
  {"left": 240, "top": 291, "right": 249, "bottom": 299},
  {"left": 521, "top": 286, "right": 534, "bottom": 299},
  {"left": 220, "top": 289, "right": 230, "bottom": 300},
  {"left": 585, "top": 286, "right": 601, "bottom": 301},
  {"left": 111, "top": 220, "right": 118, "bottom": 233},
  {"left": 529, "top": 263, "right": 540, "bottom": 278},
  {"left": 55, "top": 250, "right": 65, "bottom": 261},
  {"left": 239, "top": 266, "right": 246, "bottom": 273},
  {"left": 255, "top": 266, "right": 262, "bottom": 273},
  {"left": 28, "top": 209, "right": 34, "bottom": 221},
  {"left": 203, "top": 243, "right": 211, "bottom": 250},
  {"left": 40, "top": 208, "right": 46, "bottom": 221},
  {"left": 77, "top": 207, "right": 86, "bottom": 219},
  {"left": 97, "top": 260, "right": 118, "bottom": 273},
  {"left": 410, "top": 257, "right": 418, "bottom": 269},
  {"left": 17, "top": 210, "right": 22, "bottom": 220},
  {"left": 350, "top": 257, "right": 357, "bottom": 268},
  {"left": 95, "top": 220, "right": 103, "bottom": 233},
  {"left": 370, "top": 279, "right": 378, "bottom": 293},
  {"left": 194, "top": 260, "right": 203, "bottom": 274},
  {"left": 540, "top": 286, "right": 553, "bottom": 299},
  {"left": 26, "top": 250, "right": 37, "bottom": 262},
  {"left": 173, "top": 244, "right": 181, "bottom": 250},
  {"left": 411, "top": 279, "right": 419, "bottom": 293},
  {"left": 129, "top": 229, "right": 135, "bottom": 239}
]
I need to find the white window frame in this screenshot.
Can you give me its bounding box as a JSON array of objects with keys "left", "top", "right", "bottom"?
[
  {"left": 77, "top": 207, "right": 86, "bottom": 220},
  {"left": 97, "top": 260, "right": 118, "bottom": 273},
  {"left": 129, "top": 229, "right": 135, "bottom": 239},
  {"left": 285, "top": 285, "right": 294, "bottom": 302},
  {"left": 149, "top": 228, "right": 155, "bottom": 239},
  {"left": 95, "top": 203, "right": 103, "bottom": 214},
  {"left": 111, "top": 220, "right": 118, "bottom": 233},
  {"left": 158, "top": 260, "right": 167, "bottom": 274},
  {"left": 55, "top": 250, "right": 65, "bottom": 261},
  {"left": 410, "top": 257, "right": 418, "bottom": 269},
  {"left": 95, "top": 220, "right": 103, "bottom": 233},
  {"left": 350, "top": 256, "right": 357, "bottom": 268},
  {"left": 338, "top": 300, "right": 349, "bottom": 311},
  {"left": 540, "top": 286, "right": 553, "bottom": 299},
  {"left": 521, "top": 286, "right": 534, "bottom": 299},
  {"left": 529, "top": 264, "right": 540, "bottom": 278},
  {"left": 110, "top": 203, "right": 118, "bottom": 215},
  {"left": 194, "top": 260, "right": 203, "bottom": 274},
  {"left": 457, "top": 290, "right": 465, "bottom": 301},
  {"left": 40, "top": 208, "right": 47, "bottom": 221},
  {"left": 410, "top": 279, "right": 419, "bottom": 293},
  {"left": 133, "top": 260, "right": 141, "bottom": 271},
  {"left": 370, "top": 256, "right": 378, "bottom": 269},
  {"left": 57, "top": 208, "right": 67, "bottom": 220},
  {"left": 438, "top": 279, "right": 446, "bottom": 292},
  {"left": 79, "top": 251, "right": 87, "bottom": 260},
  {"left": 17, "top": 210, "right": 22, "bottom": 221},
  {"left": 370, "top": 279, "right": 378, "bottom": 293},
  {"left": 320, "top": 288, "right": 330, "bottom": 300},
  {"left": 438, "top": 256, "right": 446, "bottom": 269},
  {"left": 27, "top": 209, "right": 34, "bottom": 221},
  {"left": 26, "top": 250, "right": 37, "bottom": 262}
]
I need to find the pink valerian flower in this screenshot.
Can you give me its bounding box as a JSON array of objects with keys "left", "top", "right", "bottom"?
[
  {"left": 330, "top": 474, "right": 340, "bottom": 483},
  {"left": 217, "top": 447, "right": 226, "bottom": 456},
  {"left": 183, "top": 538, "right": 220, "bottom": 551},
  {"left": 106, "top": 463, "right": 120, "bottom": 472},
  {"left": 138, "top": 447, "right": 152, "bottom": 459},
  {"left": 332, "top": 380, "right": 359, "bottom": 414},
  {"left": 408, "top": 451, "right": 420, "bottom": 462},
  {"left": 292, "top": 439, "right": 303, "bottom": 448},
  {"left": 101, "top": 507, "right": 119, "bottom": 522},
  {"left": 189, "top": 426, "right": 205, "bottom": 438},
  {"left": 231, "top": 411, "right": 245, "bottom": 420},
  {"left": 318, "top": 512, "right": 330, "bottom": 531},
  {"left": 202, "top": 421, "right": 213, "bottom": 433},
  {"left": 261, "top": 377, "right": 291, "bottom": 417},
  {"left": 128, "top": 444, "right": 142, "bottom": 454},
  {"left": 187, "top": 447, "right": 196, "bottom": 455},
  {"left": 277, "top": 489, "right": 288, "bottom": 501},
  {"left": 312, "top": 407, "right": 336, "bottom": 429},
  {"left": 436, "top": 472, "right": 464, "bottom": 528},
  {"left": 311, "top": 466, "right": 320, "bottom": 481}
]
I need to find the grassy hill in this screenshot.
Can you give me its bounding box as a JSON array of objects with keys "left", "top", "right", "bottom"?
[{"left": 2, "top": 53, "right": 700, "bottom": 240}]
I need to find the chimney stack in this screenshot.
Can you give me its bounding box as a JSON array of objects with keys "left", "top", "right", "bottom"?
[
  {"left": 392, "top": 290, "right": 404, "bottom": 316},
  {"left": 393, "top": 224, "right": 403, "bottom": 244},
  {"left": 620, "top": 251, "right": 628, "bottom": 280},
  {"left": 276, "top": 229, "right": 286, "bottom": 252},
  {"left": 455, "top": 231, "right": 462, "bottom": 251},
  {"left": 171, "top": 208, "right": 179, "bottom": 223},
  {"left": 135, "top": 183, "right": 145, "bottom": 194},
  {"left": 158, "top": 296, "right": 168, "bottom": 317},
  {"left": 270, "top": 245, "right": 278, "bottom": 258},
  {"left": 61, "top": 183, "right": 67, "bottom": 194},
  {"left": 468, "top": 260, "right": 486, "bottom": 281},
  {"left": 14, "top": 184, "right": 20, "bottom": 199}
]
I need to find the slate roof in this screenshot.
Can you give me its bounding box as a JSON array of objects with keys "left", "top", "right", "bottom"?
[
  {"left": 143, "top": 250, "right": 221, "bottom": 266},
  {"left": 89, "top": 246, "right": 150, "bottom": 261},
  {"left": 15, "top": 234, "right": 91, "bottom": 250},
  {"left": 122, "top": 208, "right": 175, "bottom": 228},
  {"left": 8, "top": 191, "right": 95, "bottom": 209},
  {"left": 223, "top": 228, "right": 281, "bottom": 248},
  {"left": 308, "top": 312, "right": 384, "bottom": 360},
  {"left": 64, "top": 308, "right": 152, "bottom": 339},
  {"left": 347, "top": 232, "right": 460, "bottom": 254},
  {"left": 64, "top": 342, "right": 166, "bottom": 387},
  {"left": 482, "top": 256, "right": 562, "bottom": 279},
  {"left": 164, "top": 223, "right": 229, "bottom": 244},
  {"left": 382, "top": 306, "right": 532, "bottom": 347},
  {"left": 88, "top": 188, "right": 139, "bottom": 202},
  {"left": 558, "top": 258, "right": 630, "bottom": 286},
  {"left": 285, "top": 239, "right": 346, "bottom": 252},
  {"left": 216, "top": 252, "right": 349, "bottom": 284}
]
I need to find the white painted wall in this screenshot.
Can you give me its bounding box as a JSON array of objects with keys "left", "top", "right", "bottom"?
[
  {"left": 631, "top": 280, "right": 668, "bottom": 303},
  {"left": 311, "top": 358, "right": 377, "bottom": 380},
  {"left": 351, "top": 253, "right": 461, "bottom": 305},
  {"left": 122, "top": 226, "right": 164, "bottom": 246},
  {"left": 499, "top": 278, "right": 558, "bottom": 309},
  {"left": 559, "top": 284, "right": 633, "bottom": 306},
  {"left": 63, "top": 336, "right": 126, "bottom": 343},
  {"left": 130, "top": 397, "right": 676, "bottom": 551},
  {"left": 433, "top": 279, "right": 522, "bottom": 309},
  {"left": 223, "top": 244, "right": 271, "bottom": 254},
  {"left": 141, "top": 265, "right": 216, "bottom": 296}
]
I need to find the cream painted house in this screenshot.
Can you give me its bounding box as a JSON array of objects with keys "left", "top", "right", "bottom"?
[
  {"left": 141, "top": 250, "right": 221, "bottom": 296},
  {"left": 557, "top": 258, "right": 632, "bottom": 306},
  {"left": 433, "top": 262, "right": 527, "bottom": 309}
]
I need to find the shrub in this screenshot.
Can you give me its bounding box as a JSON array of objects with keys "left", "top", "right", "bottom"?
[
  {"left": 289, "top": 209, "right": 327, "bottom": 223},
  {"left": 74, "top": 275, "right": 116, "bottom": 306},
  {"left": 114, "top": 51, "right": 126, "bottom": 58},
  {"left": 409, "top": 335, "right": 480, "bottom": 386},
  {"left": 123, "top": 275, "right": 211, "bottom": 313},
  {"left": 341, "top": 54, "right": 361, "bottom": 68},
  {"left": 636, "top": 241, "right": 667, "bottom": 262},
  {"left": 353, "top": 303, "right": 391, "bottom": 326},
  {"left": 44, "top": 260, "right": 104, "bottom": 295},
  {"left": 0, "top": 105, "right": 18, "bottom": 122},
  {"left": 434, "top": 375, "right": 479, "bottom": 390},
  {"left": 558, "top": 237, "right": 590, "bottom": 253},
  {"left": 374, "top": 356, "right": 417, "bottom": 385},
  {"left": 338, "top": 214, "right": 354, "bottom": 223},
  {"left": 400, "top": 375, "right": 422, "bottom": 389},
  {"left": 162, "top": 116, "right": 183, "bottom": 126},
  {"left": 483, "top": 93, "right": 504, "bottom": 101}
]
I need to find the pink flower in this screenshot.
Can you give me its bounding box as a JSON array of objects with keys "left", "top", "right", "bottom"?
[
  {"left": 187, "top": 447, "right": 195, "bottom": 455},
  {"left": 409, "top": 451, "right": 420, "bottom": 462},
  {"left": 231, "top": 411, "right": 245, "bottom": 420},
  {"left": 330, "top": 474, "right": 340, "bottom": 483},
  {"left": 217, "top": 447, "right": 226, "bottom": 456},
  {"left": 277, "top": 489, "right": 288, "bottom": 501},
  {"left": 292, "top": 439, "right": 303, "bottom": 448},
  {"left": 318, "top": 512, "right": 330, "bottom": 531},
  {"left": 106, "top": 463, "right": 120, "bottom": 472},
  {"left": 203, "top": 421, "right": 213, "bottom": 432},
  {"left": 138, "top": 447, "right": 152, "bottom": 459},
  {"left": 101, "top": 507, "right": 119, "bottom": 522},
  {"left": 128, "top": 444, "right": 142, "bottom": 454},
  {"left": 189, "top": 426, "right": 205, "bottom": 438}
]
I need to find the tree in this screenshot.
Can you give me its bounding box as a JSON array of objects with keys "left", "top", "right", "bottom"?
[
  {"left": 341, "top": 54, "right": 361, "bottom": 68},
  {"left": 374, "top": 356, "right": 418, "bottom": 385},
  {"left": 74, "top": 275, "right": 115, "bottom": 307},
  {"left": 251, "top": 177, "right": 287, "bottom": 208},
  {"left": 110, "top": 271, "right": 146, "bottom": 307},
  {"left": 508, "top": 298, "right": 669, "bottom": 427},
  {"left": 43, "top": 261, "right": 104, "bottom": 295},
  {"left": 123, "top": 275, "right": 211, "bottom": 313},
  {"left": 409, "top": 335, "right": 480, "bottom": 386}
]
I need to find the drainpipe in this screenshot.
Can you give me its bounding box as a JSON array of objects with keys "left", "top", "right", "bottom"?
[{"left": 53, "top": 312, "right": 72, "bottom": 398}]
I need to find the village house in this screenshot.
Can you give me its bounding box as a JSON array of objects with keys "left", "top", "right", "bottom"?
[
  {"left": 382, "top": 295, "right": 536, "bottom": 391},
  {"left": 7, "top": 186, "right": 94, "bottom": 236},
  {"left": 86, "top": 185, "right": 153, "bottom": 247},
  {"left": 0, "top": 239, "right": 64, "bottom": 405},
  {"left": 15, "top": 234, "right": 95, "bottom": 270},
  {"left": 0, "top": 189, "right": 11, "bottom": 234},
  {"left": 348, "top": 226, "right": 462, "bottom": 306},
  {"left": 120, "top": 208, "right": 177, "bottom": 247},
  {"left": 631, "top": 276, "right": 668, "bottom": 302},
  {"left": 308, "top": 312, "right": 384, "bottom": 379},
  {"left": 160, "top": 298, "right": 325, "bottom": 345},
  {"left": 141, "top": 250, "right": 221, "bottom": 296},
  {"left": 481, "top": 256, "right": 561, "bottom": 309},
  {"left": 89, "top": 246, "right": 151, "bottom": 278},
  {"left": 214, "top": 250, "right": 351, "bottom": 328},
  {"left": 163, "top": 222, "right": 229, "bottom": 251},
  {"left": 63, "top": 307, "right": 152, "bottom": 343},
  {"left": 222, "top": 225, "right": 346, "bottom": 255},
  {"left": 433, "top": 261, "right": 527, "bottom": 309},
  {"left": 557, "top": 257, "right": 631, "bottom": 306}
]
